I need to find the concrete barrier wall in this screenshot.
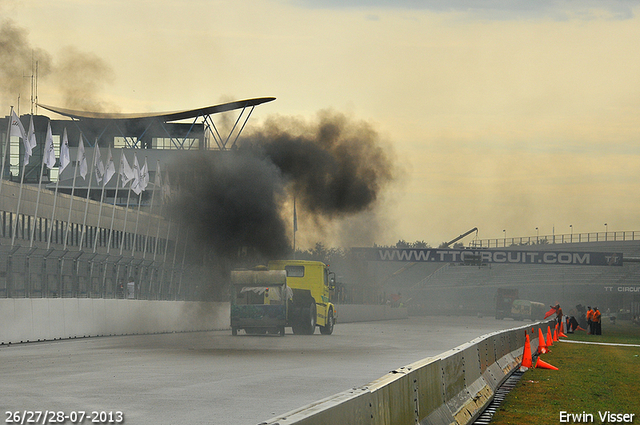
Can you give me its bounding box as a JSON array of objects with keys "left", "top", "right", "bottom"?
[
  {"left": 0, "top": 298, "right": 229, "bottom": 344},
  {"left": 0, "top": 301, "right": 404, "bottom": 344},
  {"left": 336, "top": 304, "right": 408, "bottom": 322},
  {"left": 262, "top": 319, "right": 556, "bottom": 425}
]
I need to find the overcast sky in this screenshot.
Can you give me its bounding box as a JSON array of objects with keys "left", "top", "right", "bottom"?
[{"left": 2, "top": 0, "right": 640, "bottom": 247}]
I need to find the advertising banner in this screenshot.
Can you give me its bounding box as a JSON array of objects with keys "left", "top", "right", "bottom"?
[{"left": 351, "top": 248, "right": 623, "bottom": 266}]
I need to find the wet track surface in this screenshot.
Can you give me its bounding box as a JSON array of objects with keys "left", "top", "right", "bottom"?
[{"left": 1, "top": 316, "right": 522, "bottom": 425}]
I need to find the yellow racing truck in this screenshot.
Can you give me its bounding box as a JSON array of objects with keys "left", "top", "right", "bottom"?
[{"left": 230, "top": 260, "right": 336, "bottom": 336}]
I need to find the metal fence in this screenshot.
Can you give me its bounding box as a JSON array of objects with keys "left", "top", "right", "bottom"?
[
  {"left": 0, "top": 245, "right": 203, "bottom": 301},
  {"left": 469, "top": 231, "right": 640, "bottom": 248}
]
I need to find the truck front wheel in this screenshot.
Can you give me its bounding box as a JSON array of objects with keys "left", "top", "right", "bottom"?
[{"left": 320, "top": 309, "right": 334, "bottom": 335}]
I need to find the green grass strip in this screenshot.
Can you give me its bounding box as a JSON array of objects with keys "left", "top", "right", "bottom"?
[{"left": 490, "top": 320, "right": 640, "bottom": 424}]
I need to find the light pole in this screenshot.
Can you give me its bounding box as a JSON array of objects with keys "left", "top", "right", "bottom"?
[
  {"left": 570, "top": 224, "right": 573, "bottom": 243},
  {"left": 503, "top": 229, "right": 506, "bottom": 247},
  {"left": 536, "top": 227, "right": 539, "bottom": 244},
  {"left": 605, "top": 223, "right": 608, "bottom": 241}
]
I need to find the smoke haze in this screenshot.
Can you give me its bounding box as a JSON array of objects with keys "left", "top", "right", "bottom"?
[
  {"left": 0, "top": 18, "right": 51, "bottom": 109},
  {"left": 0, "top": 18, "right": 115, "bottom": 113},
  {"left": 169, "top": 110, "right": 396, "bottom": 260}
]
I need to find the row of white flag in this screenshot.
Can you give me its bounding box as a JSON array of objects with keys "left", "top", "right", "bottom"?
[{"left": 9, "top": 110, "right": 160, "bottom": 196}]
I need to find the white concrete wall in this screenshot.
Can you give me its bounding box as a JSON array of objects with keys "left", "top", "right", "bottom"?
[
  {"left": 0, "top": 298, "right": 229, "bottom": 344},
  {"left": 336, "top": 304, "right": 408, "bottom": 323},
  {"left": 0, "top": 300, "right": 406, "bottom": 344}
]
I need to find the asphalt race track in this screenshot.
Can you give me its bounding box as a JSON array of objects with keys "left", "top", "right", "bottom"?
[{"left": 1, "top": 316, "right": 523, "bottom": 425}]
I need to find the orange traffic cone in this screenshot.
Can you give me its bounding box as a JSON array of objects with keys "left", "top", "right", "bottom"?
[
  {"left": 576, "top": 326, "right": 586, "bottom": 332},
  {"left": 537, "top": 328, "right": 548, "bottom": 354},
  {"left": 521, "top": 334, "right": 533, "bottom": 369},
  {"left": 546, "top": 326, "right": 554, "bottom": 347},
  {"left": 553, "top": 325, "right": 559, "bottom": 342},
  {"left": 535, "top": 357, "right": 558, "bottom": 370},
  {"left": 559, "top": 327, "right": 568, "bottom": 338}
]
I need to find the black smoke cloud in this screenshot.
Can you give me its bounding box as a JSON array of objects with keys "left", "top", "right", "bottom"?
[
  {"left": 169, "top": 151, "right": 290, "bottom": 259},
  {"left": 248, "top": 110, "right": 394, "bottom": 218},
  {"left": 169, "top": 110, "right": 395, "bottom": 260}
]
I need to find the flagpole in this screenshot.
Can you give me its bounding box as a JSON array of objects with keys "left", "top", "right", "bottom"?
[
  {"left": 29, "top": 143, "right": 48, "bottom": 247},
  {"left": 293, "top": 195, "right": 297, "bottom": 259},
  {"left": 168, "top": 223, "right": 181, "bottom": 298},
  {"left": 142, "top": 162, "right": 158, "bottom": 259},
  {"left": 131, "top": 192, "right": 143, "bottom": 257},
  {"left": 106, "top": 153, "right": 123, "bottom": 254},
  {"left": 30, "top": 121, "right": 54, "bottom": 248},
  {"left": 119, "top": 152, "right": 138, "bottom": 255},
  {"left": 11, "top": 115, "right": 33, "bottom": 246},
  {"left": 177, "top": 228, "right": 189, "bottom": 298},
  {"left": 131, "top": 156, "right": 147, "bottom": 258},
  {"left": 152, "top": 162, "right": 164, "bottom": 261},
  {"left": 119, "top": 181, "right": 133, "bottom": 255},
  {"left": 103, "top": 156, "right": 123, "bottom": 292},
  {"left": 79, "top": 143, "right": 98, "bottom": 250},
  {"left": 46, "top": 170, "right": 61, "bottom": 249},
  {"left": 0, "top": 106, "right": 14, "bottom": 197},
  {"left": 92, "top": 147, "right": 112, "bottom": 253},
  {"left": 47, "top": 128, "right": 69, "bottom": 249},
  {"left": 63, "top": 134, "right": 82, "bottom": 251},
  {"left": 92, "top": 173, "right": 107, "bottom": 253},
  {"left": 12, "top": 150, "right": 27, "bottom": 246}
]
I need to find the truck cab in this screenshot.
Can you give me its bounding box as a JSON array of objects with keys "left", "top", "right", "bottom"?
[{"left": 268, "top": 260, "right": 336, "bottom": 335}]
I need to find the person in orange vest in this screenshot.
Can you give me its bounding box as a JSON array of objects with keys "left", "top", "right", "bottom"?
[
  {"left": 551, "top": 303, "right": 563, "bottom": 327},
  {"left": 592, "top": 307, "right": 602, "bottom": 335},
  {"left": 586, "top": 306, "right": 593, "bottom": 334}
]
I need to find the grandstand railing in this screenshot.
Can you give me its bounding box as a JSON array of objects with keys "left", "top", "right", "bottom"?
[{"left": 469, "top": 231, "right": 640, "bottom": 248}]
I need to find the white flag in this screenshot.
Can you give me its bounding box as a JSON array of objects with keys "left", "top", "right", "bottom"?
[
  {"left": 94, "top": 147, "right": 104, "bottom": 184},
  {"left": 131, "top": 154, "right": 142, "bottom": 195},
  {"left": 59, "top": 128, "right": 70, "bottom": 172},
  {"left": 29, "top": 119, "right": 37, "bottom": 153},
  {"left": 140, "top": 158, "right": 149, "bottom": 192},
  {"left": 77, "top": 137, "right": 88, "bottom": 179},
  {"left": 103, "top": 148, "right": 116, "bottom": 186},
  {"left": 43, "top": 122, "right": 56, "bottom": 170},
  {"left": 23, "top": 115, "right": 36, "bottom": 165},
  {"left": 120, "top": 153, "right": 135, "bottom": 186},
  {"left": 9, "top": 110, "right": 26, "bottom": 140},
  {"left": 27, "top": 115, "right": 37, "bottom": 154}
]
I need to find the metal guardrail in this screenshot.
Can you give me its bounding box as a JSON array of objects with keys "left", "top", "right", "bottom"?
[{"left": 469, "top": 231, "right": 640, "bottom": 248}]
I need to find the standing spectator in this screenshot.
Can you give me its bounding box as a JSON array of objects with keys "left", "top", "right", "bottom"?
[
  {"left": 593, "top": 307, "right": 602, "bottom": 335},
  {"left": 586, "top": 306, "right": 593, "bottom": 334}
]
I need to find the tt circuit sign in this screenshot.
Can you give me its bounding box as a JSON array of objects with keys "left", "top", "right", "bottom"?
[{"left": 351, "top": 248, "right": 623, "bottom": 266}]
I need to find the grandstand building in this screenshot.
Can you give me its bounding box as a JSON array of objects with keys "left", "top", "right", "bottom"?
[{"left": 0, "top": 98, "right": 274, "bottom": 300}]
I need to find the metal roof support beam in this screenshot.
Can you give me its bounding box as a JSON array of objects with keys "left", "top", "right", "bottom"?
[
  {"left": 134, "top": 119, "right": 157, "bottom": 148},
  {"left": 230, "top": 105, "right": 255, "bottom": 149},
  {"left": 182, "top": 115, "right": 202, "bottom": 150},
  {"left": 223, "top": 106, "right": 247, "bottom": 149},
  {"left": 204, "top": 114, "right": 224, "bottom": 150},
  {"left": 158, "top": 120, "right": 186, "bottom": 149}
]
